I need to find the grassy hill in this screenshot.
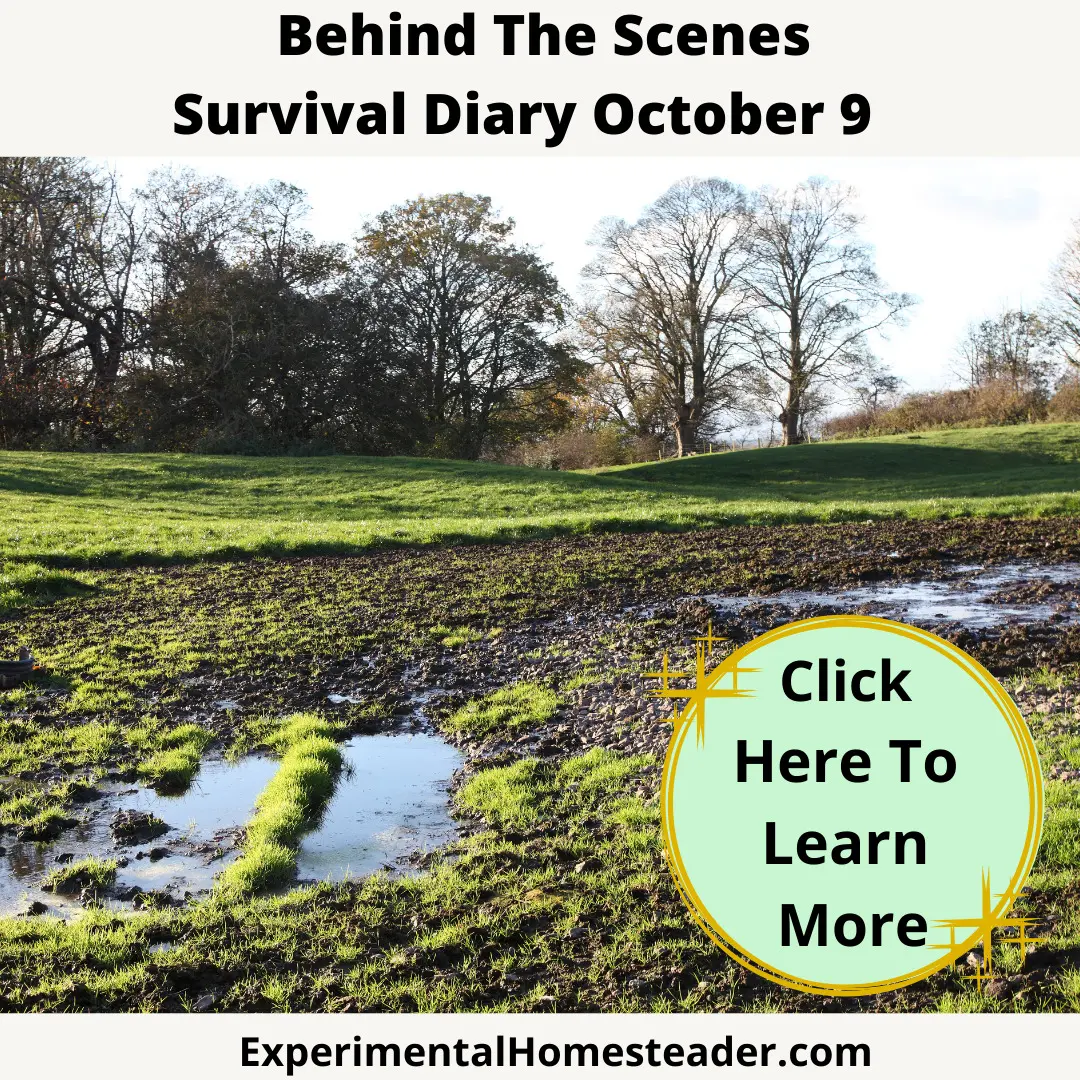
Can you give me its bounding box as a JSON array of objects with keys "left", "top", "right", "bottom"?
[
  {"left": 2, "top": 422, "right": 1080, "bottom": 568},
  {"left": 601, "top": 423, "right": 1080, "bottom": 498}
]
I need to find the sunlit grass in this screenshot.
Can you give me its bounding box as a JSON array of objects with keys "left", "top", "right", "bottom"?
[
  {"left": 218, "top": 713, "right": 344, "bottom": 896},
  {"left": 446, "top": 682, "right": 558, "bottom": 738},
  {"left": 0, "top": 423, "right": 1079, "bottom": 578},
  {"left": 41, "top": 857, "right": 117, "bottom": 895}
]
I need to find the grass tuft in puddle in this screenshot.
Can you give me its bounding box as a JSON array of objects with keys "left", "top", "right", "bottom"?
[
  {"left": 41, "top": 857, "right": 117, "bottom": 896},
  {"left": 1, "top": 802, "right": 71, "bottom": 841},
  {"left": 218, "top": 713, "right": 344, "bottom": 895},
  {"left": 446, "top": 682, "right": 557, "bottom": 738},
  {"left": 135, "top": 722, "right": 213, "bottom": 792}
]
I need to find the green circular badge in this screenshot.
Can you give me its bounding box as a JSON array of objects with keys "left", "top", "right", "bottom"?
[{"left": 659, "top": 616, "right": 1042, "bottom": 995}]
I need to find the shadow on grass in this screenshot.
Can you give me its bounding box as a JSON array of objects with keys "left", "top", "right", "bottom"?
[
  {"left": 616, "top": 440, "right": 1069, "bottom": 486},
  {"left": 2, "top": 438, "right": 1080, "bottom": 573},
  {"left": 0, "top": 564, "right": 97, "bottom": 617}
]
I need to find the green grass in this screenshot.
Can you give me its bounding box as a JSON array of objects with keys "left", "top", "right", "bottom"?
[
  {"left": 1, "top": 804, "right": 70, "bottom": 841},
  {"left": 0, "top": 716, "right": 215, "bottom": 842},
  {"left": 2, "top": 742, "right": 1071, "bottom": 1012},
  {"left": 457, "top": 757, "right": 544, "bottom": 829},
  {"left": 0, "top": 719, "right": 120, "bottom": 776},
  {"left": 604, "top": 422, "right": 1080, "bottom": 493},
  {"left": 0, "top": 425, "right": 1078, "bottom": 1012},
  {"left": 2, "top": 514, "right": 1070, "bottom": 734},
  {"left": 1, "top": 423, "right": 1080, "bottom": 575},
  {"left": 446, "top": 682, "right": 558, "bottom": 738},
  {"left": 218, "top": 713, "right": 344, "bottom": 896},
  {"left": 0, "top": 562, "right": 93, "bottom": 617},
  {"left": 41, "top": 857, "right": 117, "bottom": 896},
  {"left": 136, "top": 724, "right": 214, "bottom": 792},
  {"left": 0, "top": 710, "right": 208, "bottom": 785}
]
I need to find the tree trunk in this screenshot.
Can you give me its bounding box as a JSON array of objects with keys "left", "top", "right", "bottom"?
[
  {"left": 781, "top": 398, "right": 803, "bottom": 447},
  {"left": 784, "top": 313, "right": 805, "bottom": 446},
  {"left": 674, "top": 404, "right": 696, "bottom": 457}
]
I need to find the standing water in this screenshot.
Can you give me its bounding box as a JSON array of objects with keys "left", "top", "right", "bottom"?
[
  {"left": 691, "top": 563, "right": 1080, "bottom": 629},
  {"left": 296, "top": 731, "right": 464, "bottom": 881},
  {"left": 0, "top": 753, "right": 278, "bottom": 917},
  {"left": 0, "top": 729, "right": 464, "bottom": 917}
]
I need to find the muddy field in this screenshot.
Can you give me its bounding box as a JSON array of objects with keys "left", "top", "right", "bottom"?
[{"left": 1, "top": 518, "right": 1079, "bottom": 1011}]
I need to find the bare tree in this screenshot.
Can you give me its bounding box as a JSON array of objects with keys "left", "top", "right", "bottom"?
[
  {"left": 139, "top": 167, "right": 248, "bottom": 313},
  {"left": 744, "top": 179, "right": 914, "bottom": 446},
  {"left": 582, "top": 177, "right": 755, "bottom": 456},
  {"left": 574, "top": 297, "right": 669, "bottom": 440},
  {"left": 1051, "top": 220, "right": 1080, "bottom": 369},
  {"left": 953, "top": 308, "right": 1054, "bottom": 393},
  {"left": 851, "top": 359, "right": 903, "bottom": 417},
  {"left": 0, "top": 159, "right": 79, "bottom": 378}
]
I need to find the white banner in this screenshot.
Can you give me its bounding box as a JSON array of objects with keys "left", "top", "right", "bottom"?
[
  {"left": 0, "top": 0, "right": 1077, "bottom": 155},
  {"left": 0, "top": 1012, "right": 1077, "bottom": 1076}
]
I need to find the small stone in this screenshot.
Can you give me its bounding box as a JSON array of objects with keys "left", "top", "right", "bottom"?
[
  {"left": 194, "top": 993, "right": 217, "bottom": 1012},
  {"left": 148, "top": 847, "right": 170, "bottom": 861},
  {"left": 26, "top": 901, "right": 47, "bottom": 916}
]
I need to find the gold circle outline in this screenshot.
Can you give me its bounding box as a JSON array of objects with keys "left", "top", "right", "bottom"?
[{"left": 659, "top": 614, "right": 1043, "bottom": 996}]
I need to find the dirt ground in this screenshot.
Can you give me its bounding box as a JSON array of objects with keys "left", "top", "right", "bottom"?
[{"left": 1, "top": 517, "right": 1079, "bottom": 1011}]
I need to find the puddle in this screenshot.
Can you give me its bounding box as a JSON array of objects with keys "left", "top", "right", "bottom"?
[
  {"left": 687, "top": 562, "right": 1080, "bottom": 629},
  {"left": 0, "top": 754, "right": 277, "bottom": 918},
  {"left": 296, "top": 731, "right": 463, "bottom": 882},
  {"left": 0, "top": 728, "right": 464, "bottom": 918}
]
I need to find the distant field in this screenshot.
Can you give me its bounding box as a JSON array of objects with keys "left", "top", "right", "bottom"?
[{"left": 2, "top": 422, "right": 1080, "bottom": 567}]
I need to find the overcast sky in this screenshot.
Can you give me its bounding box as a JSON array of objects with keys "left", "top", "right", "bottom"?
[{"left": 113, "top": 156, "right": 1080, "bottom": 395}]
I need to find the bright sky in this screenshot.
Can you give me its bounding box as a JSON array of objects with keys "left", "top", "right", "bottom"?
[{"left": 113, "top": 156, "right": 1080, "bottom": 394}]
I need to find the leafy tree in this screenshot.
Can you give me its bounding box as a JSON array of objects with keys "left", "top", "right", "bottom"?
[
  {"left": 355, "top": 194, "right": 578, "bottom": 458},
  {"left": 139, "top": 178, "right": 349, "bottom": 449}
]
